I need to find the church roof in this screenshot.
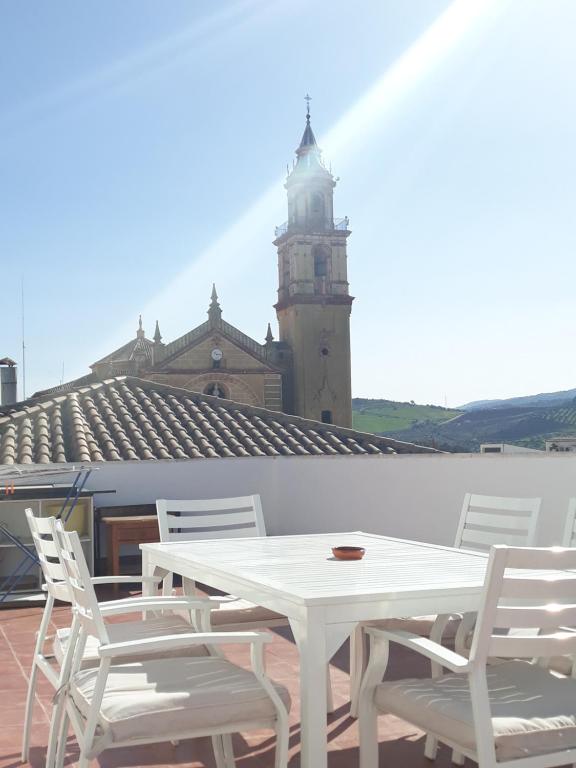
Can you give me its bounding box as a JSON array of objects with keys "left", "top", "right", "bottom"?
[
  {"left": 156, "top": 317, "right": 272, "bottom": 368},
  {"left": 91, "top": 318, "right": 154, "bottom": 369},
  {"left": 0, "top": 376, "right": 437, "bottom": 464}
]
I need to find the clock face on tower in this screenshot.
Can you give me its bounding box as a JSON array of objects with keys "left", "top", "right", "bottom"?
[{"left": 211, "top": 348, "right": 223, "bottom": 362}]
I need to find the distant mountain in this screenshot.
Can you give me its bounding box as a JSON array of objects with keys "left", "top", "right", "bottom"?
[
  {"left": 383, "top": 401, "right": 576, "bottom": 452},
  {"left": 353, "top": 393, "right": 576, "bottom": 452},
  {"left": 461, "top": 388, "right": 576, "bottom": 411}
]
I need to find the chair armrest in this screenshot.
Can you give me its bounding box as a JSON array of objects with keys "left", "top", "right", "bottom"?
[
  {"left": 91, "top": 575, "right": 162, "bottom": 585},
  {"left": 366, "top": 628, "right": 470, "bottom": 673},
  {"left": 99, "top": 596, "right": 222, "bottom": 616},
  {"left": 98, "top": 631, "right": 270, "bottom": 658}
]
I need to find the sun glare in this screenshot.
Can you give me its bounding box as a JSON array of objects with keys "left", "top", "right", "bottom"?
[{"left": 94, "top": 0, "right": 504, "bottom": 366}]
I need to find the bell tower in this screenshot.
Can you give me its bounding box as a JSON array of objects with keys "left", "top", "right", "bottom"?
[{"left": 274, "top": 99, "right": 353, "bottom": 427}]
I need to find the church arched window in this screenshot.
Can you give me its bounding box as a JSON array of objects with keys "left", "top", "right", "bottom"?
[
  {"left": 310, "top": 192, "right": 325, "bottom": 222},
  {"left": 204, "top": 382, "right": 227, "bottom": 399},
  {"left": 313, "top": 245, "right": 329, "bottom": 278}
]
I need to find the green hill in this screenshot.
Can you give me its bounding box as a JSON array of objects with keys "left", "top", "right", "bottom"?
[
  {"left": 382, "top": 400, "right": 576, "bottom": 452},
  {"left": 352, "top": 398, "right": 461, "bottom": 434}
]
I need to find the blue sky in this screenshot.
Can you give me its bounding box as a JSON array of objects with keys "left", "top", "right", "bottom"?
[{"left": 1, "top": 0, "right": 575, "bottom": 407}]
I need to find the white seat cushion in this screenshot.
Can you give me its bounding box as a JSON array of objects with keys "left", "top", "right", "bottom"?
[
  {"left": 70, "top": 656, "right": 290, "bottom": 749},
  {"left": 209, "top": 598, "right": 286, "bottom": 628},
  {"left": 53, "top": 614, "right": 209, "bottom": 667},
  {"left": 375, "top": 660, "right": 576, "bottom": 761},
  {"left": 364, "top": 615, "right": 461, "bottom": 639}
]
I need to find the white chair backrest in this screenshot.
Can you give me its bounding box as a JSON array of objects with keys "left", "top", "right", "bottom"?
[
  {"left": 562, "top": 498, "right": 576, "bottom": 547},
  {"left": 156, "top": 495, "right": 265, "bottom": 543},
  {"left": 51, "top": 519, "right": 110, "bottom": 645},
  {"left": 470, "top": 545, "right": 576, "bottom": 664},
  {"left": 25, "top": 508, "right": 70, "bottom": 603},
  {"left": 454, "top": 493, "right": 541, "bottom": 552}
]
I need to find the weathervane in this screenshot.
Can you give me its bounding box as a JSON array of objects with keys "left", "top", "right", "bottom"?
[{"left": 305, "top": 93, "right": 311, "bottom": 118}]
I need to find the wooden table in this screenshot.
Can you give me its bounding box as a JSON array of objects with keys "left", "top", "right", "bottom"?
[
  {"left": 141, "top": 532, "right": 490, "bottom": 768},
  {"left": 102, "top": 516, "right": 159, "bottom": 591}
]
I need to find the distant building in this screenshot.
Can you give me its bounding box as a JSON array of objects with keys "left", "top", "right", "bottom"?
[
  {"left": 480, "top": 443, "right": 543, "bottom": 454},
  {"left": 545, "top": 437, "right": 576, "bottom": 452},
  {"left": 35, "top": 105, "right": 354, "bottom": 427}
]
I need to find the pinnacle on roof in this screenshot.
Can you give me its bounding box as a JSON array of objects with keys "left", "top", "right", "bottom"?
[
  {"left": 153, "top": 320, "right": 162, "bottom": 344},
  {"left": 265, "top": 323, "right": 274, "bottom": 344},
  {"left": 297, "top": 94, "right": 318, "bottom": 155},
  {"left": 136, "top": 315, "right": 145, "bottom": 339},
  {"left": 208, "top": 283, "right": 222, "bottom": 324}
]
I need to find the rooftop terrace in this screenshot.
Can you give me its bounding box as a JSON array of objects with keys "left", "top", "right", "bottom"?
[
  {"left": 3, "top": 451, "right": 576, "bottom": 767},
  {"left": 1, "top": 586, "right": 461, "bottom": 768}
]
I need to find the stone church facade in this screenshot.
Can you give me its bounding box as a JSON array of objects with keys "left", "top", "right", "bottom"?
[{"left": 90, "top": 108, "right": 354, "bottom": 427}]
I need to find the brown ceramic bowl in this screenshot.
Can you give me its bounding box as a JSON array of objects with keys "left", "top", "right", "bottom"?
[{"left": 332, "top": 545, "right": 366, "bottom": 561}]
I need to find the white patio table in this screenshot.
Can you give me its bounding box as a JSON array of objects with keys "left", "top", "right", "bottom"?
[{"left": 140, "top": 531, "right": 490, "bottom": 768}]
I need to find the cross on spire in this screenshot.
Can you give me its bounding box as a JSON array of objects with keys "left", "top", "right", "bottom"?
[{"left": 305, "top": 93, "right": 311, "bottom": 119}]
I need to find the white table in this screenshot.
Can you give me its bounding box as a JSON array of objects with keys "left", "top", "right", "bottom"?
[{"left": 141, "top": 531, "right": 489, "bottom": 768}]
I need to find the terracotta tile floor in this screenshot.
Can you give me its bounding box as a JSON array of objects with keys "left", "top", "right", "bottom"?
[{"left": 0, "top": 588, "right": 470, "bottom": 768}]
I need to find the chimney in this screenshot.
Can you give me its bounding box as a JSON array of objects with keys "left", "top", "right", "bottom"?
[{"left": 0, "top": 358, "right": 17, "bottom": 405}]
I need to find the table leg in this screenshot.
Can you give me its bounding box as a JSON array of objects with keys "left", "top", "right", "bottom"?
[
  {"left": 141, "top": 550, "right": 155, "bottom": 597},
  {"left": 290, "top": 616, "right": 329, "bottom": 768},
  {"left": 107, "top": 526, "right": 119, "bottom": 594}
]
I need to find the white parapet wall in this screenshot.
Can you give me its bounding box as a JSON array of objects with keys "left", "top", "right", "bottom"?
[{"left": 16, "top": 451, "right": 576, "bottom": 548}]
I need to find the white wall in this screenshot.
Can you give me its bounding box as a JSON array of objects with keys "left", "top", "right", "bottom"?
[{"left": 37, "top": 451, "right": 576, "bottom": 548}]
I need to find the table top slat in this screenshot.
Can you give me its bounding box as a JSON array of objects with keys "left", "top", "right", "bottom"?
[{"left": 141, "top": 532, "right": 491, "bottom": 605}]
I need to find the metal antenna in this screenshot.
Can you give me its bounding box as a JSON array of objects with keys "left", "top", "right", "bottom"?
[
  {"left": 21, "top": 276, "right": 26, "bottom": 400},
  {"left": 60, "top": 362, "right": 65, "bottom": 386}
]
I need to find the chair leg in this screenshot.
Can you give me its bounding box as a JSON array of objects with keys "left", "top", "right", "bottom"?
[
  {"left": 54, "top": 713, "right": 69, "bottom": 768},
  {"left": 21, "top": 660, "right": 39, "bottom": 762},
  {"left": 350, "top": 625, "right": 365, "bottom": 718},
  {"left": 211, "top": 735, "right": 229, "bottom": 768},
  {"left": 222, "top": 733, "right": 235, "bottom": 767},
  {"left": 326, "top": 664, "right": 335, "bottom": 714},
  {"left": 358, "top": 693, "right": 379, "bottom": 768},
  {"left": 275, "top": 722, "right": 289, "bottom": 768},
  {"left": 46, "top": 691, "right": 67, "bottom": 768},
  {"left": 424, "top": 734, "right": 438, "bottom": 760},
  {"left": 23, "top": 596, "right": 54, "bottom": 761}
]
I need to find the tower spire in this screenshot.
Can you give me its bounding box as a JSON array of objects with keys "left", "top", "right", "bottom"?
[
  {"left": 153, "top": 320, "right": 162, "bottom": 344},
  {"left": 265, "top": 322, "right": 274, "bottom": 344},
  {"left": 136, "top": 315, "right": 145, "bottom": 339},
  {"left": 208, "top": 283, "right": 222, "bottom": 324},
  {"left": 298, "top": 94, "right": 318, "bottom": 154}
]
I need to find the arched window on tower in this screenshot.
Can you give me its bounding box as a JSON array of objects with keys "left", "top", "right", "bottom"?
[
  {"left": 310, "top": 192, "right": 325, "bottom": 227},
  {"left": 313, "top": 245, "right": 330, "bottom": 280}
]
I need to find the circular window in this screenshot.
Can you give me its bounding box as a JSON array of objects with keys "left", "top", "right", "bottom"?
[{"left": 320, "top": 347, "right": 330, "bottom": 357}]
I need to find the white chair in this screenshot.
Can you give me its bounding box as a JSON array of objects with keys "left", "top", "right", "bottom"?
[
  {"left": 156, "top": 495, "right": 287, "bottom": 630},
  {"left": 350, "top": 493, "right": 541, "bottom": 717},
  {"left": 358, "top": 544, "right": 576, "bottom": 768},
  {"left": 157, "top": 495, "right": 335, "bottom": 710},
  {"left": 541, "top": 498, "right": 576, "bottom": 677},
  {"left": 48, "top": 521, "right": 290, "bottom": 768},
  {"left": 22, "top": 508, "right": 222, "bottom": 764}
]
